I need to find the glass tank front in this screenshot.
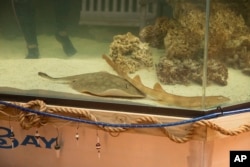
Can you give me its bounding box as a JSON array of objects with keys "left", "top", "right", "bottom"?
[{"left": 0, "top": 0, "right": 249, "bottom": 115}]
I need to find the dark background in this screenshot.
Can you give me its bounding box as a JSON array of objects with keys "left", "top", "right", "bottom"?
[{"left": 0, "top": 0, "right": 82, "bottom": 40}]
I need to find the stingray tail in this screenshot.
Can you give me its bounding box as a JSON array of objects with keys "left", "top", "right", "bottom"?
[
  {"left": 38, "top": 72, "right": 69, "bottom": 83},
  {"left": 38, "top": 72, "right": 55, "bottom": 80}
]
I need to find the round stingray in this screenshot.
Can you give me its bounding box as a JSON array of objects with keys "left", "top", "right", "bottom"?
[
  {"left": 38, "top": 71, "right": 145, "bottom": 98},
  {"left": 69, "top": 72, "right": 145, "bottom": 97}
]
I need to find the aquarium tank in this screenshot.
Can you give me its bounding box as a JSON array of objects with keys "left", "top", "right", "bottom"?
[{"left": 0, "top": 0, "right": 249, "bottom": 116}]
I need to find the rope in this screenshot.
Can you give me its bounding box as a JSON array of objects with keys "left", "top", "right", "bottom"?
[
  {"left": 15, "top": 100, "right": 50, "bottom": 129},
  {"left": 48, "top": 105, "right": 127, "bottom": 133},
  {"left": 0, "top": 99, "right": 250, "bottom": 143},
  {"left": 193, "top": 120, "right": 250, "bottom": 136},
  {"left": 136, "top": 116, "right": 195, "bottom": 143}
]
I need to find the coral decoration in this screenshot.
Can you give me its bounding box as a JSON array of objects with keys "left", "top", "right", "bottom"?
[
  {"left": 164, "top": 27, "right": 201, "bottom": 59},
  {"left": 109, "top": 32, "right": 153, "bottom": 73},
  {"left": 206, "top": 59, "right": 228, "bottom": 85},
  {"left": 155, "top": 57, "right": 201, "bottom": 85},
  {"left": 139, "top": 17, "right": 178, "bottom": 48},
  {"left": 156, "top": 57, "right": 228, "bottom": 86},
  {"left": 110, "top": 1, "right": 250, "bottom": 85},
  {"left": 144, "top": 0, "right": 250, "bottom": 85}
]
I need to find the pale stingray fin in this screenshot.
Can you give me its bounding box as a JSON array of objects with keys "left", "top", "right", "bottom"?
[{"left": 153, "top": 83, "right": 165, "bottom": 92}]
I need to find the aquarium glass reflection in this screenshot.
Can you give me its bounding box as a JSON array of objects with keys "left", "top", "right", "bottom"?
[{"left": 0, "top": 0, "right": 249, "bottom": 111}]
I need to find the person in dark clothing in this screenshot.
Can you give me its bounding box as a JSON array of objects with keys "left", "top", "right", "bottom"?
[{"left": 13, "top": 0, "right": 76, "bottom": 58}]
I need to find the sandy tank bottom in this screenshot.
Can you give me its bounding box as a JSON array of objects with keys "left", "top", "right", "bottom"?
[{"left": 0, "top": 34, "right": 250, "bottom": 110}]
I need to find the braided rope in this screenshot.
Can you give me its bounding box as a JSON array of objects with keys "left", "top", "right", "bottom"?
[
  {"left": 48, "top": 105, "right": 127, "bottom": 133},
  {"left": 136, "top": 116, "right": 195, "bottom": 143},
  {"left": 13, "top": 100, "right": 50, "bottom": 129},
  {"left": 0, "top": 100, "right": 250, "bottom": 143},
  {"left": 193, "top": 120, "right": 250, "bottom": 136}
]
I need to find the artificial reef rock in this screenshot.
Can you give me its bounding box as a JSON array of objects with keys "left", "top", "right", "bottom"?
[
  {"left": 140, "top": 0, "right": 250, "bottom": 85},
  {"left": 109, "top": 32, "right": 153, "bottom": 74}
]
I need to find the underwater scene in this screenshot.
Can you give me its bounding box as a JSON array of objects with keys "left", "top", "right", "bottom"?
[{"left": 0, "top": 0, "right": 249, "bottom": 111}]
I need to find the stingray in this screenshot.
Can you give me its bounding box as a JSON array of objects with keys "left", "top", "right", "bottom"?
[{"left": 38, "top": 71, "right": 145, "bottom": 98}]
